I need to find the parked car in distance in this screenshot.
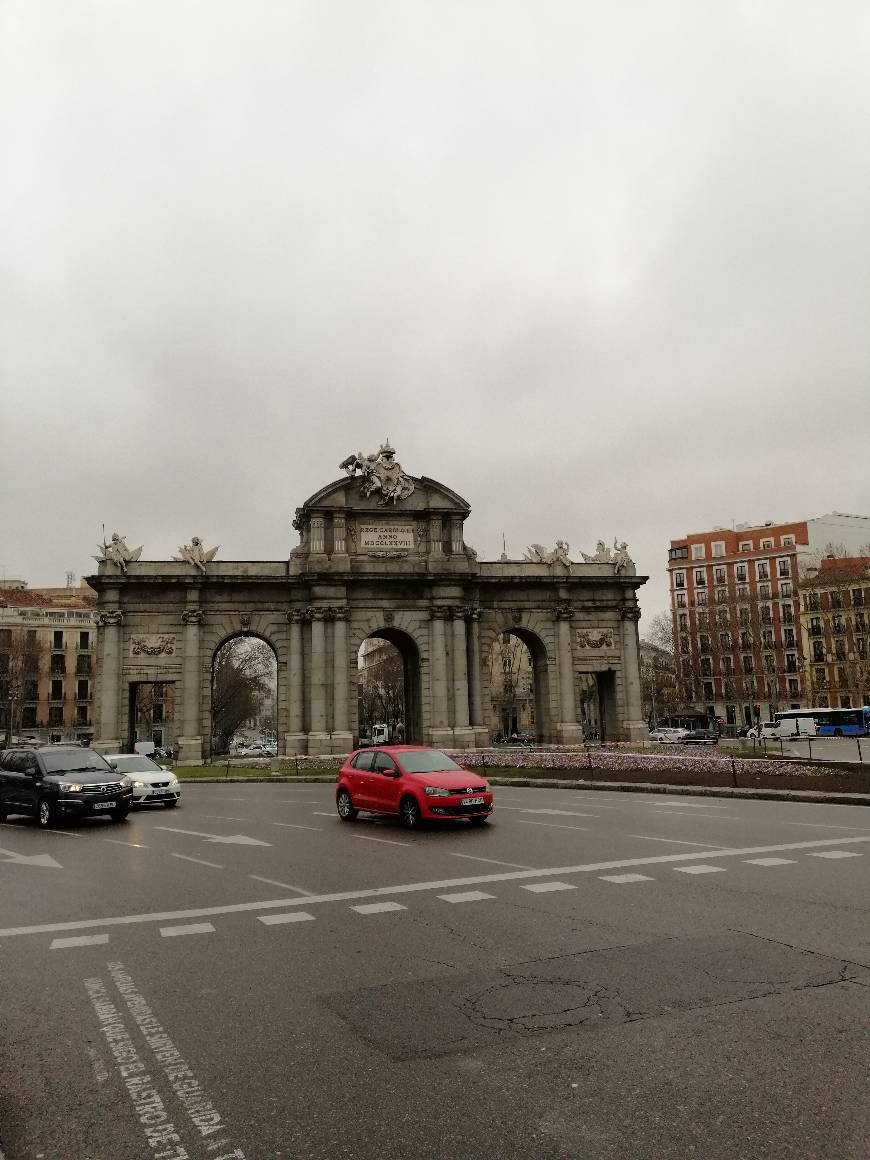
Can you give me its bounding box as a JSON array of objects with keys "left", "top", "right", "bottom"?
[
  {"left": 0, "top": 743, "right": 134, "bottom": 828},
  {"left": 104, "top": 754, "right": 181, "bottom": 808},
  {"left": 336, "top": 746, "right": 493, "bottom": 829},
  {"left": 682, "top": 726, "right": 719, "bottom": 744},
  {"left": 648, "top": 727, "right": 690, "bottom": 743}
]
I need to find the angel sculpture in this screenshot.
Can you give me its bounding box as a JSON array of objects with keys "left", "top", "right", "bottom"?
[
  {"left": 94, "top": 532, "right": 143, "bottom": 573},
  {"left": 173, "top": 536, "right": 219, "bottom": 573}
]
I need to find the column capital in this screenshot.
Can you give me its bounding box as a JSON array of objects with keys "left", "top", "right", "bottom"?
[
  {"left": 287, "top": 608, "right": 307, "bottom": 624},
  {"left": 430, "top": 606, "right": 451, "bottom": 620},
  {"left": 307, "top": 605, "right": 329, "bottom": 621},
  {"left": 181, "top": 608, "right": 204, "bottom": 625},
  {"left": 98, "top": 610, "right": 124, "bottom": 627},
  {"left": 448, "top": 605, "right": 468, "bottom": 620},
  {"left": 554, "top": 602, "right": 573, "bottom": 621},
  {"left": 465, "top": 606, "right": 481, "bottom": 622},
  {"left": 620, "top": 607, "right": 642, "bottom": 622},
  {"left": 332, "top": 605, "right": 349, "bottom": 621}
]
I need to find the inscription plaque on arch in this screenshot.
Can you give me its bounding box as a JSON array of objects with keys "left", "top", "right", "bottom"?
[{"left": 358, "top": 522, "right": 415, "bottom": 552}]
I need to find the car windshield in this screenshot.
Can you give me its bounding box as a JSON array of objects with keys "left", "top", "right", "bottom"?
[
  {"left": 398, "top": 750, "right": 463, "bottom": 774},
  {"left": 109, "top": 756, "right": 162, "bottom": 773},
  {"left": 41, "top": 750, "right": 112, "bottom": 774}
]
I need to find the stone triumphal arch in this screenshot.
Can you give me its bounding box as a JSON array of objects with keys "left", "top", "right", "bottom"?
[{"left": 88, "top": 445, "right": 647, "bottom": 761}]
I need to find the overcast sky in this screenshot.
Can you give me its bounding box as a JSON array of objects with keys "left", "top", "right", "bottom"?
[{"left": 2, "top": 1, "right": 869, "bottom": 624}]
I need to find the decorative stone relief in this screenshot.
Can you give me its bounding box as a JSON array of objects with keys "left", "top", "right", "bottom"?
[
  {"left": 339, "top": 440, "right": 415, "bottom": 505},
  {"left": 181, "top": 609, "right": 204, "bottom": 625},
  {"left": 383, "top": 611, "right": 395, "bottom": 625},
  {"left": 511, "top": 608, "right": 523, "bottom": 624},
  {"left": 173, "top": 537, "right": 219, "bottom": 573},
  {"left": 130, "top": 633, "right": 176, "bottom": 657},
  {"left": 240, "top": 613, "right": 252, "bottom": 629},
  {"left": 576, "top": 628, "right": 614, "bottom": 649},
  {"left": 97, "top": 610, "right": 124, "bottom": 627},
  {"left": 287, "top": 608, "right": 306, "bottom": 624},
  {"left": 94, "top": 533, "right": 142, "bottom": 573}
]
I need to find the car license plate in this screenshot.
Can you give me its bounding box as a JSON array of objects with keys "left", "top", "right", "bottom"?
[
  {"left": 462, "top": 796, "right": 485, "bottom": 806},
  {"left": 93, "top": 801, "right": 115, "bottom": 810}
]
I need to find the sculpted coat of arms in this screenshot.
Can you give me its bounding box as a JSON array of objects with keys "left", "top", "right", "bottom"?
[{"left": 339, "top": 440, "right": 415, "bottom": 505}]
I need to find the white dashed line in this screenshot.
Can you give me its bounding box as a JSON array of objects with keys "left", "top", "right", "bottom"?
[
  {"left": 808, "top": 850, "right": 863, "bottom": 859},
  {"left": 159, "top": 923, "right": 215, "bottom": 937},
  {"left": 743, "top": 858, "right": 796, "bottom": 867},
  {"left": 272, "top": 822, "right": 324, "bottom": 832},
  {"left": 203, "top": 815, "right": 249, "bottom": 822},
  {"left": 517, "top": 821, "right": 592, "bottom": 832},
  {"left": 449, "top": 852, "right": 534, "bottom": 869},
  {"left": 521, "top": 881, "right": 576, "bottom": 893},
  {"left": 350, "top": 902, "right": 407, "bottom": 915},
  {"left": 312, "top": 812, "right": 336, "bottom": 818},
  {"left": 598, "top": 874, "right": 653, "bottom": 884},
  {"left": 50, "top": 934, "right": 109, "bottom": 949},
  {"left": 674, "top": 865, "right": 727, "bottom": 875},
  {"left": 103, "top": 839, "right": 150, "bottom": 849},
  {"left": 258, "top": 912, "right": 315, "bottom": 925},
  {"left": 652, "top": 811, "right": 739, "bottom": 821},
  {"left": 783, "top": 821, "right": 870, "bottom": 831},
  {"left": 438, "top": 891, "right": 495, "bottom": 904},
  {"left": 249, "top": 875, "right": 312, "bottom": 895},
  {"left": 353, "top": 835, "right": 411, "bottom": 847},
  {"left": 170, "top": 853, "right": 224, "bottom": 869},
  {"left": 627, "top": 834, "right": 732, "bottom": 849}
]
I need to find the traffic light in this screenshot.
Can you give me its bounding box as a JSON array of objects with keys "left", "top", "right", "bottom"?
[{"left": 754, "top": 703, "right": 760, "bottom": 719}]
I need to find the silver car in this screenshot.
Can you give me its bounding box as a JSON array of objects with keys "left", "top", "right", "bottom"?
[{"left": 106, "top": 754, "right": 181, "bottom": 808}]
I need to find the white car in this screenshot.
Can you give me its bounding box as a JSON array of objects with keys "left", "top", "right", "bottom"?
[
  {"left": 648, "top": 727, "right": 690, "bottom": 744},
  {"left": 106, "top": 754, "right": 181, "bottom": 808}
]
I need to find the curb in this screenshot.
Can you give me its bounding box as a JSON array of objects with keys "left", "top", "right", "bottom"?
[{"left": 176, "top": 774, "right": 870, "bottom": 806}]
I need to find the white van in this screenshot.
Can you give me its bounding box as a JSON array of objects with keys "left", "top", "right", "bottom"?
[{"left": 751, "top": 716, "right": 817, "bottom": 740}]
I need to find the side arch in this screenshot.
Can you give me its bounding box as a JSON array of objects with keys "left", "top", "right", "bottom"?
[{"left": 479, "top": 616, "right": 557, "bottom": 745}]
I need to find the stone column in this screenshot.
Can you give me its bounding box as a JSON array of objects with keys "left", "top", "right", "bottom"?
[
  {"left": 466, "top": 608, "right": 488, "bottom": 748},
  {"left": 451, "top": 607, "right": 474, "bottom": 749},
  {"left": 555, "top": 603, "right": 583, "bottom": 745},
  {"left": 330, "top": 607, "right": 353, "bottom": 754},
  {"left": 619, "top": 605, "right": 648, "bottom": 741},
  {"left": 428, "top": 607, "right": 452, "bottom": 747},
  {"left": 307, "top": 606, "right": 330, "bottom": 754},
  {"left": 176, "top": 602, "right": 204, "bottom": 765},
  {"left": 285, "top": 608, "right": 307, "bottom": 755},
  {"left": 94, "top": 606, "right": 123, "bottom": 753}
]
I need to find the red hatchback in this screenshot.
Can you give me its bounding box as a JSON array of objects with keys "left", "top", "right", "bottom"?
[{"left": 336, "top": 746, "right": 493, "bottom": 829}]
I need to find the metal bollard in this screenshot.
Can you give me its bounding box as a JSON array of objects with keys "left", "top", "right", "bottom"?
[{"left": 858, "top": 738, "right": 863, "bottom": 764}]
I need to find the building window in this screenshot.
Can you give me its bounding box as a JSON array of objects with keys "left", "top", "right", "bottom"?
[
  {"left": 24, "top": 679, "right": 38, "bottom": 701},
  {"left": 711, "top": 542, "right": 725, "bottom": 558},
  {"left": 840, "top": 695, "right": 852, "bottom": 709},
  {"left": 809, "top": 616, "right": 822, "bottom": 636},
  {"left": 781, "top": 603, "right": 794, "bottom": 625},
  {"left": 691, "top": 544, "right": 705, "bottom": 560},
  {"left": 680, "top": 636, "right": 690, "bottom": 654},
  {"left": 812, "top": 640, "right": 825, "bottom": 663},
  {"left": 739, "top": 608, "right": 751, "bottom": 628},
  {"left": 777, "top": 558, "right": 791, "bottom": 578},
  {"left": 717, "top": 607, "right": 729, "bottom": 626},
  {"left": 760, "top": 606, "right": 772, "bottom": 626},
  {"left": 50, "top": 679, "right": 63, "bottom": 701},
  {"left": 719, "top": 632, "right": 732, "bottom": 650},
  {"left": 76, "top": 654, "right": 91, "bottom": 676},
  {"left": 676, "top": 592, "right": 686, "bottom": 608},
  {"left": 735, "top": 564, "right": 747, "bottom": 583},
  {"left": 831, "top": 613, "right": 844, "bottom": 634},
  {"left": 79, "top": 631, "right": 90, "bottom": 650},
  {"left": 759, "top": 582, "right": 771, "bottom": 600},
  {"left": 852, "top": 588, "right": 865, "bottom": 607},
  {"left": 783, "top": 627, "right": 796, "bottom": 648},
  {"left": 77, "top": 679, "right": 89, "bottom": 700},
  {"left": 694, "top": 569, "right": 707, "bottom": 586},
  {"left": 762, "top": 627, "right": 775, "bottom": 649},
  {"left": 695, "top": 591, "right": 707, "bottom": 606},
  {"left": 761, "top": 538, "right": 773, "bottom": 549},
  {"left": 814, "top": 666, "right": 826, "bottom": 687},
  {"left": 22, "top": 706, "right": 37, "bottom": 728},
  {"left": 764, "top": 654, "right": 776, "bottom": 674},
  {"left": 856, "top": 637, "right": 866, "bottom": 659},
  {"left": 674, "top": 571, "right": 685, "bottom": 589},
  {"left": 714, "top": 566, "right": 727, "bottom": 586},
  {"left": 740, "top": 630, "right": 752, "bottom": 650},
  {"left": 834, "top": 639, "right": 846, "bottom": 661},
  {"left": 669, "top": 546, "right": 688, "bottom": 560},
  {"left": 678, "top": 614, "right": 688, "bottom": 631},
  {"left": 742, "top": 655, "right": 754, "bottom": 675},
  {"left": 701, "top": 657, "right": 713, "bottom": 677},
  {"left": 804, "top": 592, "right": 820, "bottom": 611},
  {"left": 829, "top": 590, "right": 843, "bottom": 609},
  {"left": 697, "top": 612, "right": 708, "bottom": 628},
  {"left": 703, "top": 682, "right": 714, "bottom": 700},
  {"left": 785, "top": 653, "right": 798, "bottom": 673},
  {"left": 75, "top": 705, "right": 89, "bottom": 726},
  {"left": 48, "top": 706, "right": 63, "bottom": 727},
  {"left": 788, "top": 678, "right": 800, "bottom": 697},
  {"left": 53, "top": 630, "right": 64, "bottom": 650},
  {"left": 699, "top": 634, "right": 711, "bottom": 653},
  {"left": 780, "top": 581, "right": 792, "bottom": 598},
  {"left": 721, "top": 655, "right": 733, "bottom": 674},
  {"left": 756, "top": 561, "right": 770, "bottom": 581},
  {"left": 856, "top": 611, "right": 867, "bottom": 633},
  {"left": 739, "top": 541, "right": 752, "bottom": 552}
]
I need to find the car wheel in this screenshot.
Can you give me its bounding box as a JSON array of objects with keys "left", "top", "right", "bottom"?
[
  {"left": 111, "top": 807, "right": 129, "bottom": 823},
  {"left": 399, "top": 795, "right": 422, "bottom": 829},
  {"left": 469, "top": 815, "right": 489, "bottom": 827},
  {"left": 336, "top": 789, "right": 357, "bottom": 822},
  {"left": 36, "top": 798, "right": 55, "bottom": 829},
  {"left": 164, "top": 799, "right": 179, "bottom": 808}
]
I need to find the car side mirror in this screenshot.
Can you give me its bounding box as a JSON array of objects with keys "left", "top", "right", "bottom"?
[{"left": 108, "top": 759, "right": 118, "bottom": 769}]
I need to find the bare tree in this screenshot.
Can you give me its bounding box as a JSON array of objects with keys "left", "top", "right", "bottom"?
[
  {"left": 358, "top": 642, "right": 404, "bottom": 739},
  {"left": 640, "top": 612, "right": 679, "bottom": 722},
  {"left": 211, "top": 638, "right": 274, "bottom": 754},
  {"left": 488, "top": 632, "right": 533, "bottom": 736},
  {"left": 1, "top": 631, "right": 42, "bottom": 745}
]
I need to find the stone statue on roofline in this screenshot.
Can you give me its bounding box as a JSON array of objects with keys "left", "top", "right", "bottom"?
[
  {"left": 173, "top": 536, "right": 219, "bottom": 573},
  {"left": 523, "top": 541, "right": 572, "bottom": 567},
  {"left": 339, "top": 439, "right": 415, "bottom": 505},
  {"left": 94, "top": 531, "right": 143, "bottom": 573}
]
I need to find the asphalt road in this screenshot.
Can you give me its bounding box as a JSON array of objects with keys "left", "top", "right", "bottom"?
[
  {"left": 1, "top": 782, "right": 868, "bottom": 1160},
  {"left": 737, "top": 736, "right": 868, "bottom": 764}
]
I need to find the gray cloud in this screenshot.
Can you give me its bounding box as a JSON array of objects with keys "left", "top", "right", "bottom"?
[{"left": 2, "top": 1, "right": 869, "bottom": 621}]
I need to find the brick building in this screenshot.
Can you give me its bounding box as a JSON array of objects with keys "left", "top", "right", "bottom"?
[
  {"left": 799, "top": 557, "right": 870, "bottom": 710},
  {"left": 0, "top": 582, "right": 98, "bottom": 744},
  {"left": 667, "top": 513, "right": 870, "bottom": 727}
]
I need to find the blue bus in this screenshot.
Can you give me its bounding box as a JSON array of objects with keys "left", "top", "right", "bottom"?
[{"left": 776, "top": 706, "right": 870, "bottom": 737}]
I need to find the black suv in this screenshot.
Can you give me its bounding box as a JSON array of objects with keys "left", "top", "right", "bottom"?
[{"left": 0, "top": 744, "right": 134, "bottom": 828}]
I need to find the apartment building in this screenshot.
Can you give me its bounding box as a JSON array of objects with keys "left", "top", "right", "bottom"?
[
  {"left": 0, "top": 582, "right": 98, "bottom": 744},
  {"left": 667, "top": 513, "right": 869, "bottom": 727},
  {"left": 799, "top": 557, "right": 870, "bottom": 709}
]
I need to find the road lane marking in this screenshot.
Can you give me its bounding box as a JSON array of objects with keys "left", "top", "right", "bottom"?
[
  {"left": 259, "top": 912, "right": 315, "bottom": 925},
  {"left": 743, "top": 858, "right": 796, "bottom": 866},
  {"left": 650, "top": 811, "right": 739, "bottom": 821},
  {"left": 598, "top": 874, "right": 653, "bottom": 884},
  {"left": 156, "top": 826, "right": 271, "bottom": 846},
  {"left": 521, "top": 881, "right": 576, "bottom": 893},
  {"left": 51, "top": 934, "right": 109, "bottom": 949},
  {"left": 449, "top": 852, "right": 534, "bottom": 869},
  {"left": 249, "top": 875, "right": 312, "bottom": 895},
  {"left": 272, "top": 822, "right": 324, "bottom": 832},
  {"left": 312, "top": 812, "right": 336, "bottom": 818},
  {"left": 808, "top": 850, "right": 862, "bottom": 859},
  {"left": 4, "top": 835, "right": 869, "bottom": 939},
  {"left": 498, "top": 807, "right": 599, "bottom": 818},
  {"left": 0, "top": 845, "right": 63, "bottom": 868},
  {"left": 353, "top": 835, "right": 411, "bottom": 847},
  {"left": 170, "top": 853, "right": 224, "bottom": 869},
  {"left": 351, "top": 902, "right": 407, "bottom": 914},
  {"left": 438, "top": 891, "right": 495, "bottom": 903},
  {"left": 160, "top": 922, "right": 215, "bottom": 937},
  {"left": 645, "top": 802, "right": 733, "bottom": 810},
  {"left": 203, "top": 815, "right": 249, "bottom": 822},
  {"left": 518, "top": 821, "right": 592, "bottom": 832},
  {"left": 104, "top": 839, "right": 150, "bottom": 849},
  {"left": 674, "top": 865, "right": 727, "bottom": 875},
  {"left": 783, "top": 821, "right": 870, "bottom": 831},
  {"left": 627, "top": 835, "right": 732, "bottom": 849}
]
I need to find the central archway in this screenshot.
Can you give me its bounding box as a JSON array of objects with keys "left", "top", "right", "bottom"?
[
  {"left": 356, "top": 627, "right": 422, "bottom": 745},
  {"left": 488, "top": 626, "right": 554, "bottom": 744},
  {"left": 210, "top": 633, "right": 277, "bottom": 756}
]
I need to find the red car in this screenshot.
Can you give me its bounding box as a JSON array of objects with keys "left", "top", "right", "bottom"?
[{"left": 336, "top": 746, "right": 493, "bottom": 829}]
